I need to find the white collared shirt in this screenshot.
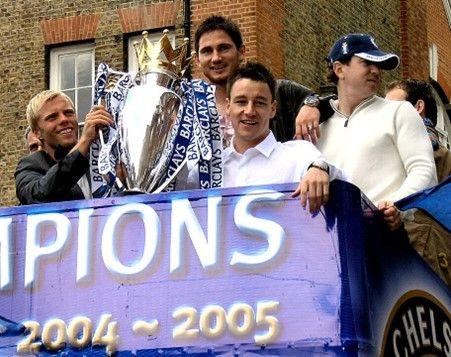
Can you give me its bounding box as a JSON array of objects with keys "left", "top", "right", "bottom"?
[{"left": 223, "top": 131, "right": 330, "bottom": 188}]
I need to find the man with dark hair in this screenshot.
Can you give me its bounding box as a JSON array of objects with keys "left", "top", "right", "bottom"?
[
  {"left": 15, "top": 90, "right": 113, "bottom": 205},
  {"left": 194, "top": 15, "right": 332, "bottom": 146},
  {"left": 194, "top": 15, "right": 243, "bottom": 64},
  {"left": 223, "top": 62, "right": 340, "bottom": 213},
  {"left": 226, "top": 61, "right": 276, "bottom": 99},
  {"left": 386, "top": 79, "right": 438, "bottom": 124},
  {"left": 315, "top": 33, "right": 437, "bottom": 230},
  {"left": 385, "top": 79, "right": 450, "bottom": 183},
  {"left": 386, "top": 79, "right": 451, "bottom": 285}
]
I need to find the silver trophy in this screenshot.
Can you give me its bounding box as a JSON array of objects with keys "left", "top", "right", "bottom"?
[{"left": 119, "top": 31, "right": 191, "bottom": 193}]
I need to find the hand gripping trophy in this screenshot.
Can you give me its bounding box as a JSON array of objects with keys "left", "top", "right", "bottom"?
[{"left": 90, "top": 30, "right": 222, "bottom": 197}]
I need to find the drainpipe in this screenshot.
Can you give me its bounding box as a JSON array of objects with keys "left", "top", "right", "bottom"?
[{"left": 183, "top": 0, "right": 192, "bottom": 79}]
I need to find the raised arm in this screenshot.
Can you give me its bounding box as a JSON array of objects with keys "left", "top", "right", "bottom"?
[{"left": 272, "top": 79, "right": 335, "bottom": 143}]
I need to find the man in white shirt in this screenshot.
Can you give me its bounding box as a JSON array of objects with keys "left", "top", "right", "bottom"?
[
  {"left": 223, "top": 61, "right": 334, "bottom": 213},
  {"left": 315, "top": 33, "right": 437, "bottom": 229}
]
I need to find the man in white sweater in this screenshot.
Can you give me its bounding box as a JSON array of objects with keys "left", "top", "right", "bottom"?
[{"left": 316, "top": 33, "right": 437, "bottom": 229}]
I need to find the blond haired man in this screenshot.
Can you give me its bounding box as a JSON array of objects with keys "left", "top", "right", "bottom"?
[{"left": 15, "top": 90, "right": 112, "bottom": 205}]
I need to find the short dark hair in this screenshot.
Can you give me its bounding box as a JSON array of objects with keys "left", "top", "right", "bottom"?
[
  {"left": 326, "top": 55, "right": 352, "bottom": 84},
  {"left": 386, "top": 79, "right": 438, "bottom": 125},
  {"left": 194, "top": 15, "right": 243, "bottom": 53},
  {"left": 227, "top": 61, "right": 276, "bottom": 100}
]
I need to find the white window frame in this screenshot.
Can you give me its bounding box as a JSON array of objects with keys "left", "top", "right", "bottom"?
[
  {"left": 442, "top": 0, "right": 451, "bottom": 28},
  {"left": 428, "top": 43, "right": 438, "bottom": 81},
  {"left": 432, "top": 88, "right": 450, "bottom": 147},
  {"left": 127, "top": 31, "right": 176, "bottom": 73},
  {"left": 50, "top": 43, "right": 95, "bottom": 127}
]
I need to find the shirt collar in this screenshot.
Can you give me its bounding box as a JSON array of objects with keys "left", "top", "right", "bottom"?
[
  {"left": 330, "top": 95, "right": 378, "bottom": 117},
  {"left": 223, "top": 131, "right": 277, "bottom": 162}
]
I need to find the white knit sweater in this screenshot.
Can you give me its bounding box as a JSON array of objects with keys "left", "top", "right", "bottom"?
[{"left": 316, "top": 96, "right": 437, "bottom": 204}]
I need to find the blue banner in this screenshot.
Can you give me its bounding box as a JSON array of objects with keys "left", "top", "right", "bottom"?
[{"left": 0, "top": 181, "right": 449, "bottom": 356}]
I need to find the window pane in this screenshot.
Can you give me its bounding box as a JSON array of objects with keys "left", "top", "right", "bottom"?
[
  {"left": 60, "top": 55, "right": 75, "bottom": 89},
  {"left": 62, "top": 89, "right": 75, "bottom": 105},
  {"left": 50, "top": 44, "right": 94, "bottom": 126},
  {"left": 77, "top": 87, "right": 92, "bottom": 123},
  {"left": 77, "top": 53, "right": 92, "bottom": 87}
]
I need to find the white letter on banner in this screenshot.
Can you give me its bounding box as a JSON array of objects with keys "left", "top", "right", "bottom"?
[
  {"left": 170, "top": 196, "right": 221, "bottom": 274},
  {"left": 25, "top": 213, "right": 71, "bottom": 288},
  {"left": 77, "top": 208, "right": 94, "bottom": 282},
  {"left": 230, "top": 190, "right": 285, "bottom": 266},
  {"left": 102, "top": 203, "right": 160, "bottom": 275},
  {"left": 0, "top": 218, "right": 12, "bottom": 290}
]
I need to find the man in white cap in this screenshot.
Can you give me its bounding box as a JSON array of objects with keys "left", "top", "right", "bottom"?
[{"left": 315, "top": 33, "right": 437, "bottom": 230}]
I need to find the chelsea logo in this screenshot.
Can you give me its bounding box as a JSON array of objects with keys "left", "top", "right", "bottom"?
[
  {"left": 381, "top": 290, "right": 450, "bottom": 356},
  {"left": 342, "top": 42, "right": 348, "bottom": 54}
]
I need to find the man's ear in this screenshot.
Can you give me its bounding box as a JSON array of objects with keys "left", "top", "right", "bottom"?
[
  {"left": 225, "top": 98, "right": 231, "bottom": 116},
  {"left": 270, "top": 100, "right": 277, "bottom": 120},
  {"left": 414, "top": 99, "right": 425, "bottom": 117},
  {"left": 238, "top": 45, "right": 245, "bottom": 62},
  {"left": 195, "top": 53, "right": 201, "bottom": 68},
  {"left": 333, "top": 61, "right": 344, "bottom": 80},
  {"left": 33, "top": 128, "right": 43, "bottom": 141}
]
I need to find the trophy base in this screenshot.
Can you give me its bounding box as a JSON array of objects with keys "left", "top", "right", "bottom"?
[{"left": 116, "top": 189, "right": 146, "bottom": 196}]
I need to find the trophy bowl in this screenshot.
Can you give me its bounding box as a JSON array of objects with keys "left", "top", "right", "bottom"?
[
  {"left": 120, "top": 70, "right": 183, "bottom": 193},
  {"left": 91, "top": 30, "right": 194, "bottom": 196}
]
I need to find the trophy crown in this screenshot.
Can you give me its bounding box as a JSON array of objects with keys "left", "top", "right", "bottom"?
[{"left": 133, "top": 30, "right": 192, "bottom": 77}]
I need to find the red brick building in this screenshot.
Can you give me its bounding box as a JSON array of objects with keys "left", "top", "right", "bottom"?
[
  {"left": 0, "top": 0, "right": 449, "bottom": 206},
  {"left": 399, "top": 0, "right": 451, "bottom": 137}
]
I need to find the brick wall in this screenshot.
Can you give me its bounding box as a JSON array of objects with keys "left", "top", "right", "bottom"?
[
  {"left": 0, "top": 0, "right": 183, "bottom": 206},
  {"left": 400, "top": 0, "right": 429, "bottom": 80},
  {"left": 256, "top": 0, "right": 285, "bottom": 78},
  {"left": 426, "top": 0, "right": 451, "bottom": 97},
  {"left": 40, "top": 14, "right": 101, "bottom": 45},
  {"left": 283, "top": 0, "right": 402, "bottom": 93}
]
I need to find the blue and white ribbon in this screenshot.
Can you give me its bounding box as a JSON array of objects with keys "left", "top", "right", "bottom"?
[
  {"left": 162, "top": 79, "right": 222, "bottom": 191},
  {"left": 90, "top": 63, "right": 132, "bottom": 198},
  {"left": 196, "top": 81, "right": 222, "bottom": 189}
]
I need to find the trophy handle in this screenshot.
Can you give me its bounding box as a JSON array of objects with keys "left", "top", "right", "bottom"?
[{"left": 152, "top": 156, "right": 188, "bottom": 194}]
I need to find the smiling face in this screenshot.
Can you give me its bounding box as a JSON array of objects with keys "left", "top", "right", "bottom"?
[
  {"left": 335, "top": 56, "right": 381, "bottom": 99},
  {"left": 35, "top": 95, "right": 78, "bottom": 158},
  {"left": 196, "top": 30, "right": 244, "bottom": 86},
  {"left": 226, "top": 78, "right": 276, "bottom": 153}
]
